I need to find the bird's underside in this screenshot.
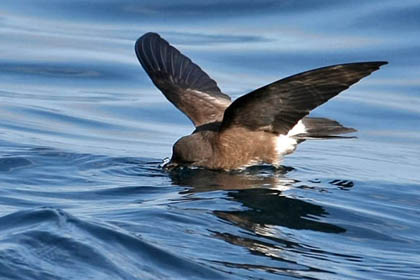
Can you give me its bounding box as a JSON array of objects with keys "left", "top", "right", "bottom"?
[{"left": 135, "top": 32, "right": 387, "bottom": 170}]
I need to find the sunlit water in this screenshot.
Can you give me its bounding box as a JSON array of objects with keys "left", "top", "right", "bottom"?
[{"left": 1, "top": 1, "right": 420, "bottom": 279}]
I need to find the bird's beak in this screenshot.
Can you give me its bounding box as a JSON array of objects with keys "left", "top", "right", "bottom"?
[{"left": 162, "top": 161, "right": 179, "bottom": 171}]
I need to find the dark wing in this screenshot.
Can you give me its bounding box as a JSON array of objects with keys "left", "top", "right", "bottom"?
[
  {"left": 220, "top": 62, "right": 387, "bottom": 135},
  {"left": 135, "top": 32, "right": 231, "bottom": 127}
]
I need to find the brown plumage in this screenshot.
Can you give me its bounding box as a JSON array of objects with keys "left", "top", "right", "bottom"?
[{"left": 135, "top": 32, "right": 387, "bottom": 170}]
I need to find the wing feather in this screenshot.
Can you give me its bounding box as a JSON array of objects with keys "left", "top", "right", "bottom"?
[
  {"left": 135, "top": 32, "right": 231, "bottom": 127},
  {"left": 221, "top": 62, "right": 387, "bottom": 135}
]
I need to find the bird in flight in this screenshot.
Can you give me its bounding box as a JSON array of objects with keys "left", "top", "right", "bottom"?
[{"left": 135, "top": 32, "right": 387, "bottom": 171}]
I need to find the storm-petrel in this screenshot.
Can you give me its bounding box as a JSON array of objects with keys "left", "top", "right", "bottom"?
[{"left": 135, "top": 32, "right": 387, "bottom": 170}]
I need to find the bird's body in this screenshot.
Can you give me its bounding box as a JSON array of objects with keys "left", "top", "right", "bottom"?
[
  {"left": 135, "top": 32, "right": 387, "bottom": 171},
  {"left": 172, "top": 126, "right": 278, "bottom": 170}
]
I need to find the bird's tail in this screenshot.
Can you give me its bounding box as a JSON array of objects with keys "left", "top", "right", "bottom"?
[{"left": 295, "top": 117, "right": 357, "bottom": 140}]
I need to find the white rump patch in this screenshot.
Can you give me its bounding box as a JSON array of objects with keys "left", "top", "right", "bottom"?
[
  {"left": 274, "top": 120, "right": 307, "bottom": 157},
  {"left": 286, "top": 120, "right": 306, "bottom": 136}
]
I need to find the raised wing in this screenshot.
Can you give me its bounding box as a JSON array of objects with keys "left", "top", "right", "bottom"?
[
  {"left": 135, "top": 32, "right": 231, "bottom": 127},
  {"left": 220, "top": 62, "right": 387, "bottom": 135}
]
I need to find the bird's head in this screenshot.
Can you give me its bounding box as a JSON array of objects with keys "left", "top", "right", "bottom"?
[{"left": 163, "top": 133, "right": 213, "bottom": 170}]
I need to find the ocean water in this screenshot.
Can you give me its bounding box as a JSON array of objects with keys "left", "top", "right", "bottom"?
[{"left": 1, "top": 1, "right": 420, "bottom": 279}]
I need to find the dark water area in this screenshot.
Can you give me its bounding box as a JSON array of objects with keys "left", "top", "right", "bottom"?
[{"left": 1, "top": 1, "right": 420, "bottom": 279}]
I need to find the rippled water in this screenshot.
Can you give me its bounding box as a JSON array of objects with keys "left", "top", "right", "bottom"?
[{"left": 1, "top": 1, "right": 420, "bottom": 279}]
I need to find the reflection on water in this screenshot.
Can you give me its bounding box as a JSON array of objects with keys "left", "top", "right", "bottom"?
[
  {"left": 169, "top": 167, "right": 345, "bottom": 232},
  {"left": 169, "top": 165, "right": 294, "bottom": 191},
  {"left": 168, "top": 167, "right": 354, "bottom": 278},
  {"left": 215, "top": 188, "right": 345, "bottom": 233}
]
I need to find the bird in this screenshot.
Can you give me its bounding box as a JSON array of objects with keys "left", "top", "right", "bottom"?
[{"left": 135, "top": 32, "right": 387, "bottom": 171}]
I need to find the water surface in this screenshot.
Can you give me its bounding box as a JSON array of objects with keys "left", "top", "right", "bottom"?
[{"left": 1, "top": 1, "right": 420, "bottom": 279}]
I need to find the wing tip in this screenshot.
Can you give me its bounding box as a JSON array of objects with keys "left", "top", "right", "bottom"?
[
  {"left": 333, "top": 61, "right": 388, "bottom": 71},
  {"left": 364, "top": 60, "right": 388, "bottom": 69},
  {"left": 134, "top": 32, "right": 166, "bottom": 60},
  {"left": 136, "top": 32, "right": 161, "bottom": 44},
  {"left": 349, "top": 61, "right": 389, "bottom": 71}
]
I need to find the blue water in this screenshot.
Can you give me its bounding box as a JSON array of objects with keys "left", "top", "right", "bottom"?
[{"left": 1, "top": 1, "right": 420, "bottom": 279}]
